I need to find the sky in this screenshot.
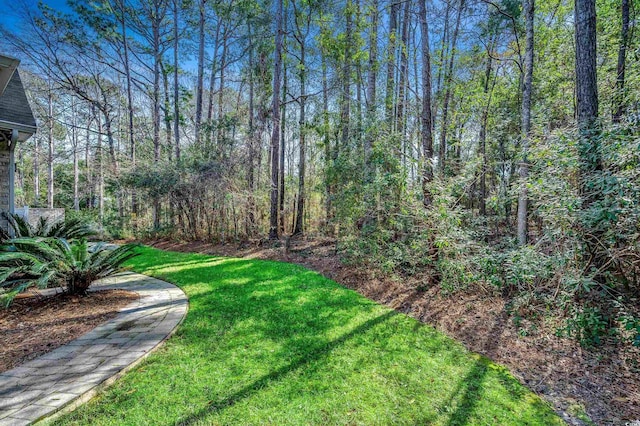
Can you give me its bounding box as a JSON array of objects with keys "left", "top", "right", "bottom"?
[{"left": 0, "top": 0, "right": 73, "bottom": 30}]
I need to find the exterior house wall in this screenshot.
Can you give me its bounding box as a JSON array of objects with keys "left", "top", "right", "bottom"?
[
  {"left": 0, "top": 62, "right": 37, "bottom": 234},
  {"left": 0, "top": 140, "right": 11, "bottom": 232}
]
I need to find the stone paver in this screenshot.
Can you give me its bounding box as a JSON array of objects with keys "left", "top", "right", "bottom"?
[{"left": 0, "top": 272, "right": 188, "bottom": 425}]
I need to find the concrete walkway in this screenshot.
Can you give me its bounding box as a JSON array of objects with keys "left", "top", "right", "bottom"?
[{"left": 0, "top": 272, "right": 188, "bottom": 425}]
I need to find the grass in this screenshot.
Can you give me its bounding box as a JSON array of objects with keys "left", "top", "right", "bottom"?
[{"left": 53, "top": 246, "right": 564, "bottom": 425}]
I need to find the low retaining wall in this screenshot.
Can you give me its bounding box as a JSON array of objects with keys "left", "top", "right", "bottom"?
[{"left": 14, "top": 207, "right": 66, "bottom": 228}]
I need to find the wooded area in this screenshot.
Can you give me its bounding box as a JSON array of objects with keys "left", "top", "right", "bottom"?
[{"left": 1, "top": 0, "right": 639, "bottom": 351}]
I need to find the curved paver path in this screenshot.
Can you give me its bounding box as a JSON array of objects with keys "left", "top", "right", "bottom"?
[{"left": 0, "top": 272, "right": 188, "bottom": 426}]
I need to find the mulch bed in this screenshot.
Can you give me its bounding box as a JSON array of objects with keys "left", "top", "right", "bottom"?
[
  {"left": 149, "top": 237, "right": 639, "bottom": 426},
  {"left": 0, "top": 289, "right": 138, "bottom": 373}
]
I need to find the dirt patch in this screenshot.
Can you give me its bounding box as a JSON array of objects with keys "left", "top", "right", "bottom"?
[
  {"left": 149, "top": 238, "right": 639, "bottom": 426},
  {"left": 0, "top": 289, "right": 138, "bottom": 373}
]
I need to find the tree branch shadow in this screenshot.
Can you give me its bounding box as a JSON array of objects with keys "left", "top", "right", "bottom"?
[
  {"left": 172, "top": 309, "right": 398, "bottom": 426},
  {"left": 442, "top": 311, "right": 509, "bottom": 426}
]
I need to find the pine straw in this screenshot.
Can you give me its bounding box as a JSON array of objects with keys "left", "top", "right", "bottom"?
[{"left": 0, "top": 289, "right": 138, "bottom": 373}]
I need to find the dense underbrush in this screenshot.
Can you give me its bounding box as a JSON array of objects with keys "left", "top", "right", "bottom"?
[{"left": 336, "top": 125, "right": 640, "bottom": 349}]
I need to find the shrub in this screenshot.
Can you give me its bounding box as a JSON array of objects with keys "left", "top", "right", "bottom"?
[
  {"left": 1, "top": 213, "right": 97, "bottom": 241},
  {"left": 0, "top": 238, "right": 139, "bottom": 306},
  {"left": 558, "top": 306, "right": 611, "bottom": 347}
]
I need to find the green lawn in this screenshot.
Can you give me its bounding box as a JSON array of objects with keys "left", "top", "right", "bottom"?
[{"left": 53, "top": 246, "right": 563, "bottom": 425}]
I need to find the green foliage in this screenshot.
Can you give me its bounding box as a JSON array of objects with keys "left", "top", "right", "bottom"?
[
  {"left": 1, "top": 213, "right": 97, "bottom": 241},
  {"left": 558, "top": 306, "right": 610, "bottom": 347},
  {"left": 123, "top": 165, "right": 180, "bottom": 199},
  {"left": 339, "top": 210, "right": 435, "bottom": 275},
  {"left": 0, "top": 238, "right": 139, "bottom": 305},
  {"left": 614, "top": 297, "right": 640, "bottom": 347},
  {"left": 334, "top": 133, "right": 436, "bottom": 276},
  {"left": 622, "top": 316, "right": 640, "bottom": 347},
  {"left": 410, "top": 120, "right": 618, "bottom": 347},
  {"left": 428, "top": 180, "right": 479, "bottom": 292},
  {"left": 517, "top": 124, "right": 640, "bottom": 346},
  {"left": 477, "top": 246, "right": 553, "bottom": 294}
]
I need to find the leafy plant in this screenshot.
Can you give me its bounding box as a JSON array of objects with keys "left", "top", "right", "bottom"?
[
  {"left": 0, "top": 238, "right": 139, "bottom": 306},
  {"left": 1, "top": 213, "right": 97, "bottom": 241},
  {"left": 558, "top": 306, "right": 610, "bottom": 347}
]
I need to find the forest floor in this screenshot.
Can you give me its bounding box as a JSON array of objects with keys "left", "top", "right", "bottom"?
[
  {"left": 0, "top": 289, "right": 138, "bottom": 373},
  {"left": 149, "top": 237, "right": 640, "bottom": 426}
]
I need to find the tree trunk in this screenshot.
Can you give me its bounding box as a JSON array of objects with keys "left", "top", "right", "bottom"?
[
  {"left": 71, "top": 98, "right": 79, "bottom": 211},
  {"left": 322, "top": 52, "right": 332, "bottom": 232},
  {"left": 293, "top": 18, "right": 307, "bottom": 236},
  {"left": 438, "top": 0, "right": 464, "bottom": 174},
  {"left": 173, "top": 0, "right": 181, "bottom": 161},
  {"left": 33, "top": 135, "right": 39, "bottom": 206},
  {"left": 47, "top": 88, "right": 54, "bottom": 209},
  {"left": 152, "top": 1, "right": 162, "bottom": 230},
  {"left": 612, "top": 0, "right": 629, "bottom": 123},
  {"left": 355, "top": 0, "right": 364, "bottom": 153},
  {"left": 340, "top": 1, "right": 353, "bottom": 151},
  {"left": 385, "top": 1, "right": 399, "bottom": 127},
  {"left": 435, "top": 0, "right": 450, "bottom": 99},
  {"left": 575, "top": 0, "right": 598, "bottom": 129},
  {"left": 411, "top": 10, "right": 419, "bottom": 182},
  {"left": 280, "top": 38, "right": 287, "bottom": 235},
  {"left": 396, "top": 0, "right": 411, "bottom": 157},
  {"left": 162, "top": 64, "right": 173, "bottom": 161},
  {"left": 575, "top": 0, "right": 604, "bottom": 274},
  {"left": 194, "top": 0, "right": 206, "bottom": 146},
  {"left": 517, "top": 0, "right": 534, "bottom": 245},
  {"left": 279, "top": 9, "right": 288, "bottom": 234},
  {"left": 119, "top": 0, "right": 137, "bottom": 217},
  {"left": 216, "top": 25, "right": 229, "bottom": 154},
  {"left": 419, "top": 0, "right": 434, "bottom": 206},
  {"left": 101, "top": 104, "right": 119, "bottom": 174},
  {"left": 97, "top": 108, "right": 104, "bottom": 222},
  {"left": 246, "top": 24, "right": 256, "bottom": 236},
  {"left": 269, "top": 0, "right": 284, "bottom": 240},
  {"left": 478, "top": 53, "right": 493, "bottom": 217},
  {"left": 85, "top": 115, "right": 93, "bottom": 209},
  {"left": 206, "top": 22, "right": 221, "bottom": 150},
  {"left": 364, "top": 0, "right": 378, "bottom": 181}
]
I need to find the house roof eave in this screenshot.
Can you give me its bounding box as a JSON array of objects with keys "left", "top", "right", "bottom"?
[
  {"left": 0, "top": 55, "right": 19, "bottom": 97},
  {"left": 0, "top": 120, "right": 37, "bottom": 137}
]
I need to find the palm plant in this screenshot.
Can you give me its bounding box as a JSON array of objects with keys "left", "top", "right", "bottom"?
[
  {"left": 0, "top": 238, "right": 139, "bottom": 306},
  {"left": 0, "top": 213, "right": 97, "bottom": 241}
]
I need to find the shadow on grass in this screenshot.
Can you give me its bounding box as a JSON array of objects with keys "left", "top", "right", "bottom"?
[
  {"left": 443, "top": 356, "right": 490, "bottom": 426},
  {"left": 173, "top": 310, "right": 398, "bottom": 426},
  {"left": 110, "top": 249, "right": 562, "bottom": 426},
  {"left": 440, "top": 310, "right": 532, "bottom": 426},
  {"left": 169, "top": 259, "right": 379, "bottom": 340},
  {"left": 154, "top": 258, "right": 490, "bottom": 426}
]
